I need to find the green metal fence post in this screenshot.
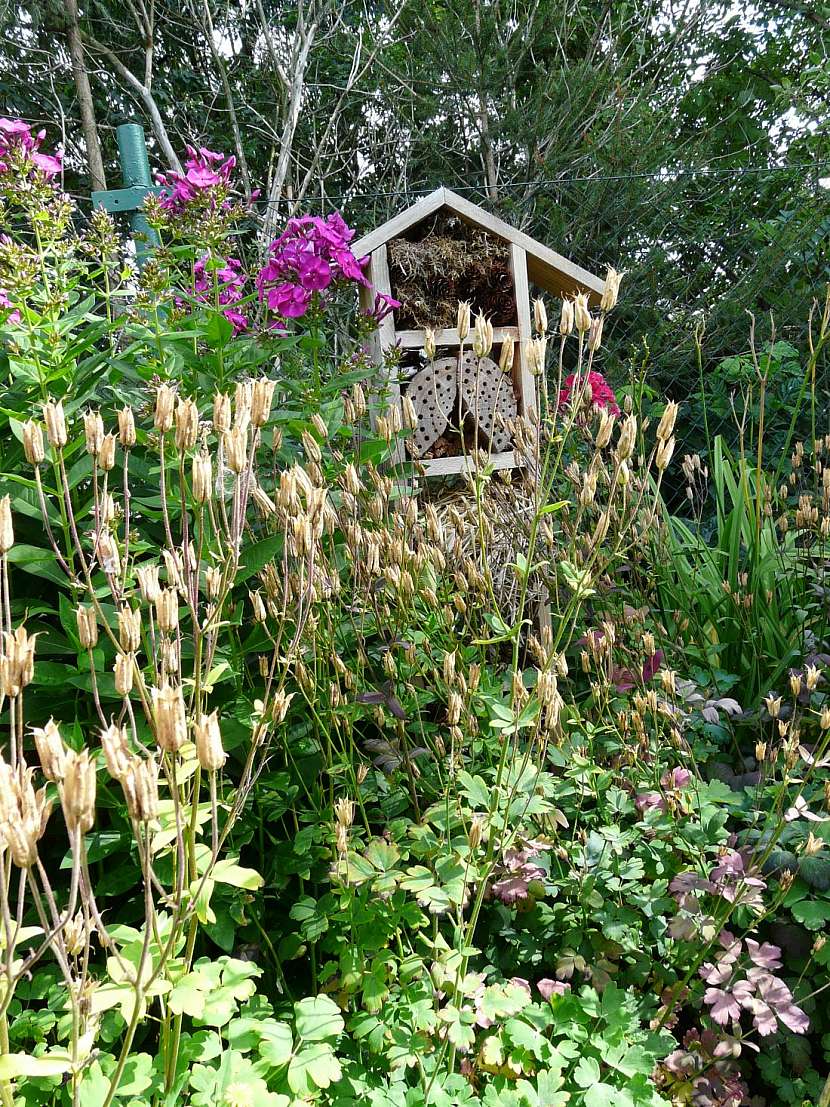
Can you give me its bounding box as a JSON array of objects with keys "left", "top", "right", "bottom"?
[{"left": 92, "top": 122, "right": 161, "bottom": 267}]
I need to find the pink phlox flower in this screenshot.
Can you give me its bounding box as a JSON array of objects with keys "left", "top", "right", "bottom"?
[
  {"left": 257, "top": 210, "right": 371, "bottom": 322},
  {"left": 0, "top": 118, "right": 62, "bottom": 179},
  {"left": 0, "top": 289, "right": 21, "bottom": 325},
  {"left": 266, "top": 282, "right": 311, "bottom": 319},
  {"left": 366, "top": 291, "right": 401, "bottom": 324},
  {"left": 159, "top": 146, "right": 236, "bottom": 213},
  {"left": 188, "top": 255, "right": 248, "bottom": 333}
]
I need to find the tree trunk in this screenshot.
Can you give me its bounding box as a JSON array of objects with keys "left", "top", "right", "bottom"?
[{"left": 63, "top": 0, "right": 107, "bottom": 191}]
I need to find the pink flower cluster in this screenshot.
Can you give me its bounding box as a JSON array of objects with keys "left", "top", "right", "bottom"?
[
  {"left": 0, "top": 289, "right": 20, "bottom": 325},
  {"left": 257, "top": 213, "right": 371, "bottom": 322},
  {"left": 0, "top": 118, "right": 61, "bottom": 178},
  {"left": 701, "top": 931, "right": 808, "bottom": 1036},
  {"left": 157, "top": 146, "right": 236, "bottom": 214},
  {"left": 558, "top": 370, "right": 620, "bottom": 415},
  {"left": 192, "top": 255, "right": 247, "bottom": 332}
]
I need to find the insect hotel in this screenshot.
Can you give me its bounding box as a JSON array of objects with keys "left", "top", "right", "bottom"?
[{"left": 352, "top": 187, "right": 604, "bottom": 477}]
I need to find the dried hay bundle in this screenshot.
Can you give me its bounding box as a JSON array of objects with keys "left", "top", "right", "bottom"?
[
  {"left": 428, "top": 479, "right": 550, "bottom": 624},
  {"left": 388, "top": 214, "right": 514, "bottom": 329}
]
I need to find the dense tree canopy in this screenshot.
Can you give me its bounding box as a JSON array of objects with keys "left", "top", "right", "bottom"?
[{"left": 2, "top": 0, "right": 828, "bottom": 450}]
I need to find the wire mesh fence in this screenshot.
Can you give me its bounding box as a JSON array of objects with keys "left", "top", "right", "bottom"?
[{"left": 326, "top": 162, "right": 830, "bottom": 497}]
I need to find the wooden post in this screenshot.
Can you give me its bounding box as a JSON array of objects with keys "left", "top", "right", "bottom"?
[
  {"left": 509, "top": 243, "right": 552, "bottom": 638},
  {"left": 360, "top": 244, "right": 405, "bottom": 465}
]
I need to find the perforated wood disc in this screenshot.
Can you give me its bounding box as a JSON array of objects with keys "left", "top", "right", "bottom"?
[
  {"left": 458, "top": 350, "right": 517, "bottom": 452},
  {"left": 405, "top": 357, "right": 459, "bottom": 457}
]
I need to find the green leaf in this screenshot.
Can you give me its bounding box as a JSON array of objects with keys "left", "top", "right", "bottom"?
[
  {"left": 237, "top": 535, "right": 284, "bottom": 583},
  {"left": 211, "top": 858, "right": 264, "bottom": 891},
  {"left": 790, "top": 897, "right": 830, "bottom": 930},
  {"left": 457, "top": 771, "right": 491, "bottom": 810},
  {"left": 0, "top": 1050, "right": 73, "bottom": 1079},
  {"left": 114, "top": 1052, "right": 153, "bottom": 1096},
  {"left": 573, "top": 1056, "right": 601, "bottom": 1088},
  {"left": 287, "top": 1041, "right": 342, "bottom": 1094},
  {"left": 256, "top": 1021, "right": 294, "bottom": 1067},
  {"left": 293, "top": 994, "right": 344, "bottom": 1041}
]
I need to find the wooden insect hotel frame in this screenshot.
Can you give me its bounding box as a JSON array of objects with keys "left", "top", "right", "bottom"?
[{"left": 353, "top": 187, "right": 604, "bottom": 477}]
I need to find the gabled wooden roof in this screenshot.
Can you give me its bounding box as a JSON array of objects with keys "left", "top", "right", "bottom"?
[{"left": 351, "top": 187, "right": 604, "bottom": 300}]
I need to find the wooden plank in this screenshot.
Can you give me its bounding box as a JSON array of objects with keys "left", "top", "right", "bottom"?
[
  {"left": 421, "top": 451, "right": 519, "bottom": 478},
  {"left": 351, "top": 188, "right": 447, "bottom": 258},
  {"left": 509, "top": 243, "right": 535, "bottom": 421},
  {"left": 362, "top": 246, "right": 405, "bottom": 465},
  {"left": 397, "top": 326, "right": 520, "bottom": 349},
  {"left": 508, "top": 242, "right": 552, "bottom": 638}
]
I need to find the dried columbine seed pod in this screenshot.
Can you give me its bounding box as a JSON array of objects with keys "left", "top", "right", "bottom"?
[
  {"left": 533, "top": 297, "right": 548, "bottom": 336},
  {"left": 76, "top": 605, "right": 98, "bottom": 649},
  {"left": 61, "top": 749, "right": 96, "bottom": 834},
  {"left": 118, "top": 406, "right": 136, "bottom": 448},
  {"left": 193, "top": 710, "right": 226, "bottom": 772},
  {"left": 1, "top": 625, "right": 36, "bottom": 696},
  {"left": 152, "top": 684, "right": 187, "bottom": 753},
  {"left": 98, "top": 433, "right": 117, "bottom": 472},
  {"left": 224, "top": 426, "right": 247, "bottom": 474},
  {"left": 22, "top": 420, "right": 45, "bottom": 465},
  {"left": 192, "top": 452, "right": 212, "bottom": 504},
  {"left": 114, "top": 653, "right": 134, "bottom": 696},
  {"left": 84, "top": 410, "right": 104, "bottom": 455},
  {"left": 424, "top": 327, "right": 436, "bottom": 360},
  {"left": 32, "top": 718, "right": 67, "bottom": 781},
  {"left": 559, "top": 299, "right": 574, "bottom": 336},
  {"left": 457, "top": 301, "right": 471, "bottom": 342},
  {"left": 213, "top": 392, "right": 231, "bottom": 434},
  {"left": 573, "top": 293, "right": 591, "bottom": 334},
  {"left": 175, "top": 398, "right": 199, "bottom": 451},
  {"left": 499, "top": 340, "right": 515, "bottom": 374},
  {"left": 43, "top": 400, "right": 67, "bottom": 449},
  {"left": 656, "top": 436, "right": 675, "bottom": 472},
  {"left": 600, "top": 267, "right": 623, "bottom": 312},
  {"left": 251, "top": 378, "right": 276, "bottom": 428},
  {"left": 118, "top": 606, "right": 141, "bottom": 652},
  {"left": 588, "top": 315, "right": 603, "bottom": 352},
  {"left": 101, "top": 722, "right": 131, "bottom": 779},
  {"left": 122, "top": 755, "right": 159, "bottom": 822},
  {"left": 155, "top": 588, "right": 179, "bottom": 635},
  {"left": 657, "top": 401, "right": 679, "bottom": 442},
  {"left": 136, "top": 563, "right": 161, "bottom": 604},
  {"left": 154, "top": 385, "right": 175, "bottom": 433},
  {"left": 617, "top": 414, "right": 638, "bottom": 462},
  {"left": 0, "top": 495, "right": 13, "bottom": 554}
]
